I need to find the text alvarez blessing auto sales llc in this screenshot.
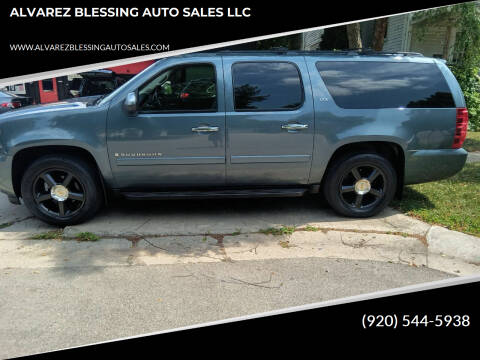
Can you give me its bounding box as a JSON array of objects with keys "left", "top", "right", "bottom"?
[{"left": 9, "top": 7, "right": 252, "bottom": 18}]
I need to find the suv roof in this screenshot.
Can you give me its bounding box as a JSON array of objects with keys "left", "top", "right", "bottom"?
[
  {"left": 208, "top": 49, "right": 425, "bottom": 57},
  {"left": 169, "top": 49, "right": 442, "bottom": 63}
]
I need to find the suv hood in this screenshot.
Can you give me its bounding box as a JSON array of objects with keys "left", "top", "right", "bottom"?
[{"left": 0, "top": 101, "right": 88, "bottom": 120}]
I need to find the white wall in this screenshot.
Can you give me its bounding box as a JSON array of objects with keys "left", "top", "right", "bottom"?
[
  {"left": 301, "top": 29, "right": 324, "bottom": 50},
  {"left": 410, "top": 22, "right": 456, "bottom": 60},
  {"left": 383, "top": 14, "right": 411, "bottom": 52}
]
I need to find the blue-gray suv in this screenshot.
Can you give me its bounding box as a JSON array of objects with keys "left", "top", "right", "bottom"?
[{"left": 0, "top": 50, "right": 469, "bottom": 225}]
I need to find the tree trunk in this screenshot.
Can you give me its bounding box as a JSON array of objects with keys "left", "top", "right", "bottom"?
[
  {"left": 346, "top": 23, "right": 362, "bottom": 49},
  {"left": 288, "top": 34, "right": 303, "bottom": 50},
  {"left": 443, "top": 25, "right": 453, "bottom": 60},
  {"left": 372, "top": 18, "right": 388, "bottom": 51}
]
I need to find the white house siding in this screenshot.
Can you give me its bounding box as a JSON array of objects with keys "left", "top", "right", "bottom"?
[
  {"left": 410, "top": 23, "right": 455, "bottom": 60},
  {"left": 301, "top": 29, "right": 324, "bottom": 50},
  {"left": 383, "top": 14, "right": 411, "bottom": 52}
]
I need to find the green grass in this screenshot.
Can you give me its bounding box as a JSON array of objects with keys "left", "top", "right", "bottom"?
[
  {"left": 259, "top": 226, "right": 296, "bottom": 236},
  {"left": 392, "top": 162, "right": 480, "bottom": 237},
  {"left": 464, "top": 132, "right": 480, "bottom": 152},
  {"left": 32, "top": 230, "right": 63, "bottom": 240},
  {"left": 302, "top": 225, "right": 321, "bottom": 232},
  {"left": 75, "top": 232, "right": 99, "bottom": 241}
]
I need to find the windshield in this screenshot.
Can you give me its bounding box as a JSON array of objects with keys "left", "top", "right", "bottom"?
[
  {"left": 0, "top": 90, "right": 14, "bottom": 98},
  {"left": 97, "top": 60, "right": 161, "bottom": 106}
]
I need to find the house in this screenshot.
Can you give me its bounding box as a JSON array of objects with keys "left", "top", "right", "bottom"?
[
  {"left": 2, "top": 60, "right": 155, "bottom": 105},
  {"left": 382, "top": 13, "right": 457, "bottom": 60},
  {"left": 307, "top": 10, "right": 461, "bottom": 60},
  {"left": 301, "top": 30, "right": 324, "bottom": 50}
]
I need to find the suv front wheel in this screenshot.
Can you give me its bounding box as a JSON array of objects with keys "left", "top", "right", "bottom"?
[
  {"left": 323, "top": 153, "right": 397, "bottom": 217},
  {"left": 20, "top": 154, "right": 104, "bottom": 226}
]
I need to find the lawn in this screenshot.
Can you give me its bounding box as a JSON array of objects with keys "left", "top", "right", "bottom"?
[
  {"left": 392, "top": 162, "right": 480, "bottom": 237},
  {"left": 464, "top": 131, "right": 480, "bottom": 152}
]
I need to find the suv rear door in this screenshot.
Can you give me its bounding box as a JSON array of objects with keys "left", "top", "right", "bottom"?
[{"left": 223, "top": 56, "right": 314, "bottom": 185}]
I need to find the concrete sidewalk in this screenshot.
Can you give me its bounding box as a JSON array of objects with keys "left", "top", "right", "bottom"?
[
  {"left": 0, "top": 195, "right": 479, "bottom": 275},
  {"left": 1, "top": 194, "right": 478, "bottom": 358},
  {"left": 467, "top": 151, "right": 480, "bottom": 163}
]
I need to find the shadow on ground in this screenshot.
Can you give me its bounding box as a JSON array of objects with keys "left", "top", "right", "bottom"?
[
  {"left": 392, "top": 187, "right": 435, "bottom": 213},
  {"left": 108, "top": 193, "right": 330, "bottom": 216},
  {"left": 1, "top": 194, "right": 434, "bottom": 279}
]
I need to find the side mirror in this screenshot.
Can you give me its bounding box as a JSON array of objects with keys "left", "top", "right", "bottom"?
[{"left": 123, "top": 92, "right": 137, "bottom": 116}]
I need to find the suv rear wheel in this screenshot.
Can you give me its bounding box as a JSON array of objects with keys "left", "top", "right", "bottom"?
[
  {"left": 20, "top": 155, "right": 103, "bottom": 226},
  {"left": 323, "top": 153, "right": 397, "bottom": 217}
]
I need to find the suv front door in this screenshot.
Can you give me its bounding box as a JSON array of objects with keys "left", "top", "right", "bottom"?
[
  {"left": 223, "top": 56, "right": 314, "bottom": 185},
  {"left": 106, "top": 58, "right": 226, "bottom": 189}
]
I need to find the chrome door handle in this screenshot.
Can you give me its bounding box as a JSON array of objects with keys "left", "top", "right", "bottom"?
[
  {"left": 281, "top": 123, "right": 309, "bottom": 131},
  {"left": 192, "top": 126, "right": 219, "bottom": 133}
]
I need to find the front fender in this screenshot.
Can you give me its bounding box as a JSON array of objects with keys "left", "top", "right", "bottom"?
[{"left": 0, "top": 103, "right": 114, "bottom": 194}]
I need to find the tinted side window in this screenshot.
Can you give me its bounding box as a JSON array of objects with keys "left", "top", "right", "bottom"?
[
  {"left": 315, "top": 61, "right": 455, "bottom": 109},
  {"left": 232, "top": 62, "right": 303, "bottom": 111},
  {"left": 138, "top": 63, "right": 217, "bottom": 112}
]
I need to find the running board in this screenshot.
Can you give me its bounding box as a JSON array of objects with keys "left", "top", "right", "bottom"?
[{"left": 122, "top": 188, "right": 308, "bottom": 200}]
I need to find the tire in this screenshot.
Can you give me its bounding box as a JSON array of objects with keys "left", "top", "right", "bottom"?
[
  {"left": 20, "top": 154, "right": 104, "bottom": 226},
  {"left": 323, "top": 153, "right": 397, "bottom": 218}
]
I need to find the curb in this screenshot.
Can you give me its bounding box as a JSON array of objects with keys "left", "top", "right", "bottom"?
[
  {"left": 466, "top": 151, "right": 480, "bottom": 163},
  {"left": 427, "top": 225, "right": 480, "bottom": 264}
]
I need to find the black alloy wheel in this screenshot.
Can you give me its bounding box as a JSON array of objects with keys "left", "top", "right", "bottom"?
[
  {"left": 32, "top": 169, "right": 86, "bottom": 218},
  {"left": 339, "top": 164, "right": 386, "bottom": 211},
  {"left": 323, "top": 153, "right": 397, "bottom": 218},
  {"left": 21, "top": 155, "right": 103, "bottom": 225}
]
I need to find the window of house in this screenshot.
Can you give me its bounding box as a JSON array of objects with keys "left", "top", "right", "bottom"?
[{"left": 42, "top": 79, "right": 54, "bottom": 92}]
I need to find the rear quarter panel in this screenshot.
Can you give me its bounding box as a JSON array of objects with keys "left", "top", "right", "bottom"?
[{"left": 305, "top": 56, "right": 459, "bottom": 184}]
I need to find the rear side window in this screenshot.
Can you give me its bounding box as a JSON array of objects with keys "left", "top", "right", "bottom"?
[
  {"left": 315, "top": 61, "right": 455, "bottom": 109},
  {"left": 232, "top": 62, "right": 303, "bottom": 111}
]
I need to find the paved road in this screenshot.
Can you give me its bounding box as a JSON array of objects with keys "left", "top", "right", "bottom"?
[{"left": 0, "top": 257, "right": 452, "bottom": 358}]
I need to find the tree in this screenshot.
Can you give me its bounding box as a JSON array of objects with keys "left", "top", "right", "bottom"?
[
  {"left": 346, "top": 23, "right": 362, "bottom": 49},
  {"left": 372, "top": 18, "right": 388, "bottom": 51},
  {"left": 414, "top": 2, "right": 480, "bottom": 131},
  {"left": 255, "top": 34, "right": 303, "bottom": 50},
  {"left": 319, "top": 26, "right": 348, "bottom": 50}
]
